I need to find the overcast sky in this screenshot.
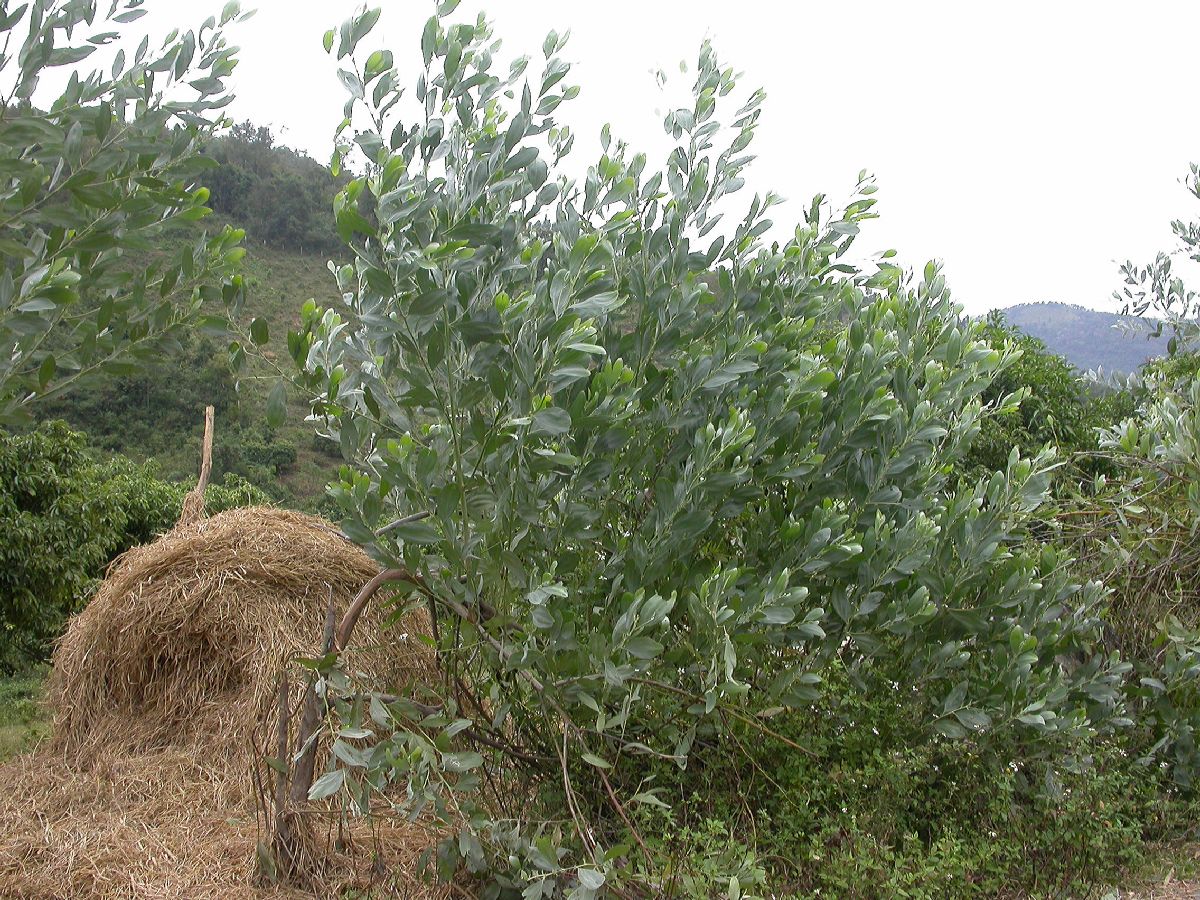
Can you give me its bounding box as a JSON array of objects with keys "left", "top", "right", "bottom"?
[{"left": 210, "top": 1, "right": 1200, "bottom": 315}]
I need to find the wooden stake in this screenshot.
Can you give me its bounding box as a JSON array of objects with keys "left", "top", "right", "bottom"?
[
  {"left": 197, "top": 404, "right": 214, "bottom": 495},
  {"left": 178, "top": 405, "right": 215, "bottom": 526}
]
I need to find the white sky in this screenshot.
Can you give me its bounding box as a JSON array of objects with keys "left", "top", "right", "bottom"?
[{"left": 209, "top": 1, "right": 1200, "bottom": 315}]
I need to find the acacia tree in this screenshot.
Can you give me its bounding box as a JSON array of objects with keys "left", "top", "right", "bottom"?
[
  {"left": 285, "top": 4, "right": 1130, "bottom": 893},
  {"left": 0, "top": 0, "right": 250, "bottom": 423}
]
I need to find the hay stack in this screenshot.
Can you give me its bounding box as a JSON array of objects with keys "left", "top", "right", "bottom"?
[
  {"left": 0, "top": 507, "right": 446, "bottom": 899},
  {"left": 47, "top": 506, "right": 434, "bottom": 772}
]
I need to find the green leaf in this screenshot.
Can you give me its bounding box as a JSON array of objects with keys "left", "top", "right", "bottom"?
[
  {"left": 531, "top": 407, "right": 571, "bottom": 436},
  {"left": 365, "top": 49, "right": 393, "bottom": 81},
  {"left": 266, "top": 380, "right": 287, "bottom": 427},
  {"left": 420, "top": 17, "right": 438, "bottom": 67},
  {"left": 389, "top": 521, "right": 441, "bottom": 544},
  {"left": 578, "top": 868, "right": 606, "bottom": 889},
  {"left": 954, "top": 708, "right": 992, "bottom": 731},
  {"left": 631, "top": 791, "right": 670, "bottom": 809},
  {"left": 37, "top": 355, "right": 55, "bottom": 389},
  {"left": 338, "top": 68, "right": 365, "bottom": 100},
  {"left": 16, "top": 298, "right": 57, "bottom": 313},
  {"left": 444, "top": 40, "right": 461, "bottom": 80},
  {"left": 442, "top": 751, "right": 483, "bottom": 773},
  {"left": 625, "top": 637, "right": 663, "bottom": 660},
  {"left": 581, "top": 753, "right": 610, "bottom": 769},
  {"left": 934, "top": 718, "right": 967, "bottom": 740},
  {"left": 249, "top": 317, "right": 269, "bottom": 346},
  {"left": 308, "top": 769, "right": 345, "bottom": 800}
]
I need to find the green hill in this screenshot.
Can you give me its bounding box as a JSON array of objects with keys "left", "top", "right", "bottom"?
[
  {"left": 36, "top": 125, "right": 347, "bottom": 510},
  {"left": 995, "top": 301, "right": 1170, "bottom": 374}
]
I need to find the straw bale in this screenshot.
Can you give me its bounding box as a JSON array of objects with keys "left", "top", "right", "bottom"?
[
  {"left": 48, "top": 506, "right": 436, "bottom": 776},
  {"left": 0, "top": 507, "right": 449, "bottom": 898}
]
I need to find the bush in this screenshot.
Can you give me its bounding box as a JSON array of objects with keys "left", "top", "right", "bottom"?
[
  {"left": 1056, "top": 365, "right": 1200, "bottom": 790},
  {"left": 0, "top": 422, "right": 268, "bottom": 671},
  {"left": 964, "top": 313, "right": 1135, "bottom": 483},
  {"left": 629, "top": 663, "right": 1189, "bottom": 898},
  {"left": 277, "top": 7, "right": 1140, "bottom": 894}
]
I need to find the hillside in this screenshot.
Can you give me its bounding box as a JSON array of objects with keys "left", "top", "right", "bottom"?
[
  {"left": 995, "top": 301, "right": 1170, "bottom": 374},
  {"left": 35, "top": 123, "right": 348, "bottom": 509},
  {"left": 38, "top": 228, "right": 344, "bottom": 509}
]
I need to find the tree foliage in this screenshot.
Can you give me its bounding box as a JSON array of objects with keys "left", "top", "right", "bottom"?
[
  {"left": 201, "top": 120, "right": 347, "bottom": 255},
  {"left": 275, "top": 6, "right": 1136, "bottom": 893},
  {"left": 0, "top": 0, "right": 250, "bottom": 423},
  {"left": 1115, "top": 160, "right": 1200, "bottom": 350},
  {"left": 964, "top": 312, "right": 1134, "bottom": 481}
]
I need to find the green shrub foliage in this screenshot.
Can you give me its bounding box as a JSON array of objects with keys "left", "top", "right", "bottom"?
[
  {"left": 0, "top": 0, "right": 251, "bottom": 424},
  {"left": 0, "top": 421, "right": 268, "bottom": 671},
  {"left": 965, "top": 312, "right": 1134, "bottom": 481},
  {"left": 277, "top": 6, "right": 1140, "bottom": 894},
  {"left": 630, "top": 664, "right": 1183, "bottom": 898},
  {"left": 1060, "top": 363, "right": 1200, "bottom": 789}
]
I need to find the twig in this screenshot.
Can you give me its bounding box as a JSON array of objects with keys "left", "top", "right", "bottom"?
[
  {"left": 290, "top": 597, "right": 339, "bottom": 806},
  {"left": 557, "top": 725, "right": 596, "bottom": 856},
  {"left": 376, "top": 510, "right": 432, "bottom": 534},
  {"left": 273, "top": 673, "right": 292, "bottom": 827},
  {"left": 596, "top": 761, "right": 654, "bottom": 868}
]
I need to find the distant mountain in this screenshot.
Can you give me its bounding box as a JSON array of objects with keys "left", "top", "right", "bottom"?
[{"left": 993, "top": 301, "right": 1170, "bottom": 374}]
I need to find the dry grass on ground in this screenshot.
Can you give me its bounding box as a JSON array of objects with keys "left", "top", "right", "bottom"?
[{"left": 0, "top": 507, "right": 446, "bottom": 899}]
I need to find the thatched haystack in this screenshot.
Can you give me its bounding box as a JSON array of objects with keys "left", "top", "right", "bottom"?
[{"left": 0, "top": 507, "right": 447, "bottom": 899}]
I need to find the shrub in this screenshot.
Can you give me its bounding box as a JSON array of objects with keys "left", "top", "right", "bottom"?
[
  {"left": 1058, "top": 367, "right": 1200, "bottom": 789},
  {"left": 630, "top": 663, "right": 1187, "bottom": 898},
  {"left": 274, "top": 6, "right": 1138, "bottom": 894},
  {"left": 964, "top": 313, "right": 1135, "bottom": 483}
]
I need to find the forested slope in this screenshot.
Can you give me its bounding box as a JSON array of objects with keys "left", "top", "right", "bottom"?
[
  {"left": 37, "top": 125, "right": 348, "bottom": 509},
  {"left": 1000, "top": 300, "right": 1171, "bottom": 373}
]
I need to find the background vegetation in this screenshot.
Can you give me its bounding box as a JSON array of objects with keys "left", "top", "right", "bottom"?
[{"left": 0, "top": 420, "right": 268, "bottom": 671}]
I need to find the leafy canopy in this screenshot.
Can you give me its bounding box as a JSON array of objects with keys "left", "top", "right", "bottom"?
[
  {"left": 0, "top": 0, "right": 250, "bottom": 422},
  {"left": 282, "top": 4, "right": 1130, "bottom": 893}
]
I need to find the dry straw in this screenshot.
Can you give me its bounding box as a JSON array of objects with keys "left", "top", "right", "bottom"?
[{"left": 0, "top": 506, "right": 447, "bottom": 899}]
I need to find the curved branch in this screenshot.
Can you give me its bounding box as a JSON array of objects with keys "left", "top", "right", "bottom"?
[{"left": 335, "top": 567, "right": 422, "bottom": 651}]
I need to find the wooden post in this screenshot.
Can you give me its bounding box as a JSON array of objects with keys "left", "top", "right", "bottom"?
[
  {"left": 197, "top": 404, "right": 214, "bottom": 495},
  {"left": 178, "top": 405, "right": 215, "bottom": 526}
]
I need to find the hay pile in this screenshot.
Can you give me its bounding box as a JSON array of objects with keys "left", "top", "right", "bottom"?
[{"left": 0, "top": 507, "right": 446, "bottom": 899}]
